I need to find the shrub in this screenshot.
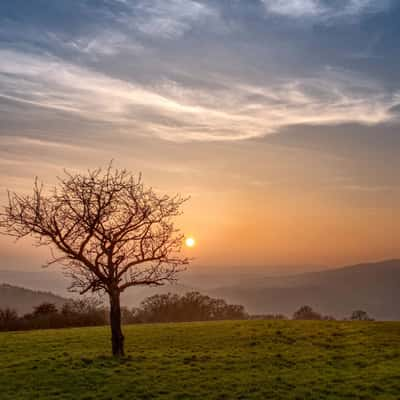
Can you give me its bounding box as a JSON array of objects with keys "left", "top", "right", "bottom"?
[
  {"left": 0, "top": 308, "right": 19, "bottom": 331},
  {"left": 33, "top": 302, "right": 58, "bottom": 316},
  {"left": 250, "top": 314, "right": 288, "bottom": 320},
  {"left": 292, "top": 305, "right": 322, "bottom": 320},
  {"left": 350, "top": 310, "right": 374, "bottom": 321}
]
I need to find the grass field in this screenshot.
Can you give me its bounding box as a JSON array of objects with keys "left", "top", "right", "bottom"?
[{"left": 0, "top": 321, "right": 399, "bottom": 399}]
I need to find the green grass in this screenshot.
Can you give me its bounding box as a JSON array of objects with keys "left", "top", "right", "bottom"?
[{"left": 0, "top": 321, "right": 399, "bottom": 399}]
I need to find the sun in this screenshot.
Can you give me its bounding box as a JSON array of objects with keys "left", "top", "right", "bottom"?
[{"left": 185, "top": 237, "right": 196, "bottom": 248}]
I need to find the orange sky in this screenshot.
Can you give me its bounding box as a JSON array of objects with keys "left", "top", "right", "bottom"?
[{"left": 1, "top": 135, "right": 399, "bottom": 272}]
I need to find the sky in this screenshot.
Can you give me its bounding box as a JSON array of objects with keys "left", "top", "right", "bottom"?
[{"left": 0, "top": 0, "right": 399, "bottom": 272}]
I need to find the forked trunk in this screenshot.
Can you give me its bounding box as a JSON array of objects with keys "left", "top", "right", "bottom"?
[{"left": 109, "top": 289, "right": 125, "bottom": 357}]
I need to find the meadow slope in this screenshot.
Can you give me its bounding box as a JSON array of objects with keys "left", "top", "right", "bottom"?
[{"left": 0, "top": 321, "right": 399, "bottom": 399}]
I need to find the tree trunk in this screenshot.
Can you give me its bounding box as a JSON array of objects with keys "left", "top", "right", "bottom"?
[{"left": 109, "top": 289, "right": 125, "bottom": 357}]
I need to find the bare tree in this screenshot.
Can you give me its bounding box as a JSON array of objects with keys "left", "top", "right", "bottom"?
[{"left": 0, "top": 164, "right": 189, "bottom": 356}]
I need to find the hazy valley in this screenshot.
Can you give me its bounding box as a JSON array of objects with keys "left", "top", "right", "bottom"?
[{"left": 2, "top": 259, "right": 399, "bottom": 320}]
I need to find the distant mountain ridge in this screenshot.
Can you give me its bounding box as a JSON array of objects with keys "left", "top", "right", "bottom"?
[
  {"left": 0, "top": 269, "right": 69, "bottom": 296},
  {"left": 1, "top": 259, "right": 399, "bottom": 319},
  {"left": 209, "top": 259, "right": 400, "bottom": 320},
  {"left": 0, "top": 284, "right": 68, "bottom": 315}
]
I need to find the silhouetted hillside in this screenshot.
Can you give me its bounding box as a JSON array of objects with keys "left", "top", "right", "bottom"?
[
  {"left": 209, "top": 260, "right": 400, "bottom": 320},
  {"left": 0, "top": 270, "right": 69, "bottom": 296},
  {"left": 1, "top": 260, "right": 399, "bottom": 319},
  {"left": 0, "top": 284, "right": 67, "bottom": 315}
]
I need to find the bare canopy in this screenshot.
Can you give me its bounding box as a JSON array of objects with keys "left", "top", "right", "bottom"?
[{"left": 0, "top": 164, "right": 189, "bottom": 356}]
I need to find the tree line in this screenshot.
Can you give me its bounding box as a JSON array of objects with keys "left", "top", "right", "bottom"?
[
  {"left": 249, "top": 305, "right": 373, "bottom": 321},
  {"left": 0, "top": 291, "right": 374, "bottom": 332},
  {"left": 0, "top": 297, "right": 107, "bottom": 331},
  {"left": 0, "top": 292, "right": 247, "bottom": 331}
]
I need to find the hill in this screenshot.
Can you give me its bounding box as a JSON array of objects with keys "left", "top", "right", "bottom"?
[
  {"left": 0, "top": 284, "right": 67, "bottom": 315},
  {"left": 0, "top": 320, "right": 399, "bottom": 399},
  {"left": 1, "top": 259, "right": 399, "bottom": 319},
  {"left": 209, "top": 259, "right": 400, "bottom": 320},
  {"left": 0, "top": 269, "right": 70, "bottom": 296}
]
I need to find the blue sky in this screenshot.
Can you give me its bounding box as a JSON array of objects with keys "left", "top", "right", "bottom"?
[
  {"left": 1, "top": 0, "right": 399, "bottom": 141},
  {"left": 0, "top": 0, "right": 399, "bottom": 268}
]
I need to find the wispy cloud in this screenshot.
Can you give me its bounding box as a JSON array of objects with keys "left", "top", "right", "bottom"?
[
  {"left": 120, "top": 0, "right": 217, "bottom": 39},
  {"left": 65, "top": 31, "right": 142, "bottom": 57},
  {"left": 263, "top": 0, "right": 322, "bottom": 18},
  {"left": 0, "top": 49, "right": 398, "bottom": 142},
  {"left": 262, "top": 0, "right": 391, "bottom": 20}
]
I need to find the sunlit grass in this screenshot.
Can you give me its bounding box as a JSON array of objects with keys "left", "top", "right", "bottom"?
[{"left": 0, "top": 320, "right": 399, "bottom": 399}]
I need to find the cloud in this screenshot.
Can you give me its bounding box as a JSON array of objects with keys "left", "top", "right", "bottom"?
[
  {"left": 262, "top": 0, "right": 391, "bottom": 20},
  {"left": 263, "top": 0, "right": 322, "bottom": 17},
  {"left": 44, "top": 0, "right": 220, "bottom": 60},
  {"left": 120, "top": 0, "right": 217, "bottom": 39},
  {"left": 65, "top": 31, "right": 142, "bottom": 57},
  {"left": 0, "top": 49, "right": 399, "bottom": 143}
]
